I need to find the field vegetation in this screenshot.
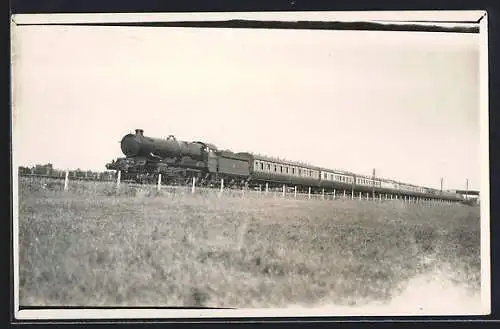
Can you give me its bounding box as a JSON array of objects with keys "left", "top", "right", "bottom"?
[{"left": 18, "top": 177, "right": 481, "bottom": 310}]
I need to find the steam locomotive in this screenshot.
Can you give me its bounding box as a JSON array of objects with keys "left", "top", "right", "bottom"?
[{"left": 106, "top": 129, "right": 463, "bottom": 202}]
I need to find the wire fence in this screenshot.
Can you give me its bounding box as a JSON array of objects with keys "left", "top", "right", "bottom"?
[{"left": 17, "top": 173, "right": 466, "bottom": 206}]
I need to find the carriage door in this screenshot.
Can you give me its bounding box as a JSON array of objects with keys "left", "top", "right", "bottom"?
[{"left": 208, "top": 150, "right": 218, "bottom": 173}]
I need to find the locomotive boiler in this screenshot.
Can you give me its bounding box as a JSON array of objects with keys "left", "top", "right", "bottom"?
[{"left": 120, "top": 129, "right": 211, "bottom": 162}]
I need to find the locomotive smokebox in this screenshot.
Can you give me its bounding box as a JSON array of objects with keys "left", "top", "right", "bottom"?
[
  {"left": 135, "top": 129, "right": 144, "bottom": 136},
  {"left": 121, "top": 134, "right": 141, "bottom": 157}
]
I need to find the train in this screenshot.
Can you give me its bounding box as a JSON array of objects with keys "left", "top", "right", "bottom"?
[{"left": 105, "top": 129, "right": 464, "bottom": 202}]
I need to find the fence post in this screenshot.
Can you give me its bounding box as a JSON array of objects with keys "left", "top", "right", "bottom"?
[
  {"left": 265, "top": 183, "right": 269, "bottom": 195},
  {"left": 220, "top": 178, "right": 224, "bottom": 195},
  {"left": 359, "top": 191, "right": 362, "bottom": 200},
  {"left": 308, "top": 187, "right": 311, "bottom": 199},
  {"left": 343, "top": 190, "right": 346, "bottom": 199},
  {"left": 157, "top": 174, "right": 162, "bottom": 191},
  {"left": 191, "top": 177, "right": 196, "bottom": 194},
  {"left": 64, "top": 170, "right": 69, "bottom": 191},
  {"left": 116, "top": 170, "right": 121, "bottom": 188},
  {"left": 333, "top": 189, "right": 336, "bottom": 200},
  {"left": 294, "top": 186, "right": 297, "bottom": 198},
  {"left": 282, "top": 184, "right": 285, "bottom": 198},
  {"left": 322, "top": 188, "right": 325, "bottom": 200}
]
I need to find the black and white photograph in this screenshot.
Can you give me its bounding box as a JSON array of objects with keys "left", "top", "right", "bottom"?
[{"left": 11, "top": 10, "right": 490, "bottom": 319}]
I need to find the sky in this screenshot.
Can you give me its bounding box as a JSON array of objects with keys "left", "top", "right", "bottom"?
[{"left": 12, "top": 22, "right": 482, "bottom": 190}]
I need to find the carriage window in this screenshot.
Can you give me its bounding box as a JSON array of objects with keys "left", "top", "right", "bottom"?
[
  {"left": 274, "top": 165, "right": 277, "bottom": 172},
  {"left": 267, "top": 164, "right": 270, "bottom": 170},
  {"left": 292, "top": 168, "right": 295, "bottom": 174},
  {"left": 286, "top": 167, "right": 289, "bottom": 174},
  {"left": 298, "top": 169, "right": 302, "bottom": 176},
  {"left": 324, "top": 173, "right": 327, "bottom": 179},
  {"left": 260, "top": 162, "right": 264, "bottom": 170},
  {"left": 280, "top": 166, "right": 283, "bottom": 173}
]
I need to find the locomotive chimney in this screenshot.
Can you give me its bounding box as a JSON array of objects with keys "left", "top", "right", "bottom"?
[{"left": 135, "top": 129, "right": 144, "bottom": 136}]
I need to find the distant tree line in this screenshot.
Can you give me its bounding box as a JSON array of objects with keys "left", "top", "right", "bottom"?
[{"left": 18, "top": 163, "right": 116, "bottom": 181}]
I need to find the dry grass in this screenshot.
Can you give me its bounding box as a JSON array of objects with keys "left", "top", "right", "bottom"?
[{"left": 18, "top": 177, "right": 481, "bottom": 308}]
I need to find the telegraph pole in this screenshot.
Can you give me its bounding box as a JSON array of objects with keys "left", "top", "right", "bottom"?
[
  {"left": 466, "top": 178, "right": 469, "bottom": 200},
  {"left": 372, "top": 168, "right": 376, "bottom": 200},
  {"left": 440, "top": 177, "right": 443, "bottom": 194},
  {"left": 352, "top": 175, "right": 355, "bottom": 199}
]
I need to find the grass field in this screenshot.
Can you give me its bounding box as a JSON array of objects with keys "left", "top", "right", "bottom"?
[{"left": 17, "top": 177, "right": 482, "bottom": 312}]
